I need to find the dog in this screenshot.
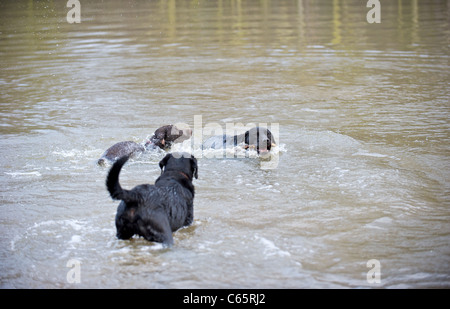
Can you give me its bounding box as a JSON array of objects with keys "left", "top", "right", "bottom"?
[
  {"left": 148, "top": 124, "right": 192, "bottom": 150},
  {"left": 98, "top": 124, "right": 192, "bottom": 166},
  {"left": 202, "top": 127, "right": 276, "bottom": 154},
  {"left": 97, "top": 141, "right": 145, "bottom": 166},
  {"left": 106, "top": 152, "right": 198, "bottom": 246}
]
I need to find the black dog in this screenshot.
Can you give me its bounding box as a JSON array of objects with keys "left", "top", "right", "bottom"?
[
  {"left": 98, "top": 125, "right": 192, "bottom": 166},
  {"left": 202, "top": 127, "right": 276, "bottom": 154},
  {"left": 106, "top": 152, "right": 198, "bottom": 246}
]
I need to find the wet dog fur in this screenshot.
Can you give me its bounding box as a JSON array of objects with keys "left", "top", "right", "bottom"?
[
  {"left": 98, "top": 125, "right": 192, "bottom": 166},
  {"left": 202, "top": 127, "right": 276, "bottom": 154},
  {"left": 106, "top": 152, "right": 198, "bottom": 246}
]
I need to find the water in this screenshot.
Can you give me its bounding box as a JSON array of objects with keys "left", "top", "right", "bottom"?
[{"left": 1, "top": 0, "right": 449, "bottom": 288}]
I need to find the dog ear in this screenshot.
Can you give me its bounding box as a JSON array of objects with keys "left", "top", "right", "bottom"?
[
  {"left": 159, "top": 154, "right": 172, "bottom": 174},
  {"left": 245, "top": 128, "right": 259, "bottom": 147},
  {"left": 244, "top": 130, "right": 250, "bottom": 145},
  {"left": 266, "top": 129, "right": 275, "bottom": 145},
  {"left": 191, "top": 156, "right": 198, "bottom": 179}
]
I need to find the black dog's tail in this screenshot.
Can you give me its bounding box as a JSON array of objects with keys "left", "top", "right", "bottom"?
[{"left": 106, "top": 156, "right": 140, "bottom": 203}]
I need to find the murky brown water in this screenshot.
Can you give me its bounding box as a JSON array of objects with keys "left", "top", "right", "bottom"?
[{"left": 0, "top": 0, "right": 449, "bottom": 288}]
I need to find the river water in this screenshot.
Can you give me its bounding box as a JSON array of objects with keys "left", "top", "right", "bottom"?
[{"left": 0, "top": 0, "right": 449, "bottom": 288}]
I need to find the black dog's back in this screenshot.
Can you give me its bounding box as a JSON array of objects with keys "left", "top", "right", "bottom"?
[{"left": 106, "top": 153, "right": 197, "bottom": 246}]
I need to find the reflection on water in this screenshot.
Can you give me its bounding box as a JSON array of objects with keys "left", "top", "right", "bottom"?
[{"left": 0, "top": 0, "right": 449, "bottom": 288}]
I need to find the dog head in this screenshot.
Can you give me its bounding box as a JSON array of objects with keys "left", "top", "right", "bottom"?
[
  {"left": 244, "top": 127, "right": 276, "bottom": 154},
  {"left": 159, "top": 152, "right": 198, "bottom": 180},
  {"left": 146, "top": 125, "right": 192, "bottom": 149}
]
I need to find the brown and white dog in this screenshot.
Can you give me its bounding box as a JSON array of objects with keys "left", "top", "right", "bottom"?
[{"left": 98, "top": 125, "right": 192, "bottom": 166}]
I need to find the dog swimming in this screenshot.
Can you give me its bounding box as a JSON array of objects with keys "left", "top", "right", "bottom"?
[{"left": 106, "top": 153, "right": 198, "bottom": 246}]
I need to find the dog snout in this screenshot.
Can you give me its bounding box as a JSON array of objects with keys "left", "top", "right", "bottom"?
[{"left": 258, "top": 139, "right": 271, "bottom": 153}]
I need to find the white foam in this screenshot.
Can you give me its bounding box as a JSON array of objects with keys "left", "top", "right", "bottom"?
[
  {"left": 352, "top": 150, "right": 388, "bottom": 158},
  {"left": 5, "top": 171, "right": 41, "bottom": 178},
  {"left": 52, "top": 150, "right": 77, "bottom": 158},
  {"left": 168, "top": 139, "right": 194, "bottom": 154},
  {"left": 140, "top": 243, "right": 165, "bottom": 251},
  {"left": 255, "top": 235, "right": 291, "bottom": 258},
  {"left": 69, "top": 235, "right": 82, "bottom": 243},
  {"left": 365, "top": 217, "right": 394, "bottom": 230}
]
